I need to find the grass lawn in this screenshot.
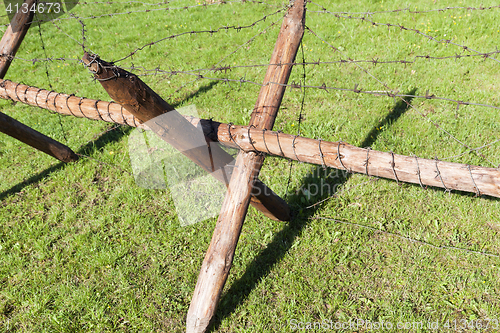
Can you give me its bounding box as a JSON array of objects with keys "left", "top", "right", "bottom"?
[{"left": 1, "top": 0, "right": 500, "bottom": 332}]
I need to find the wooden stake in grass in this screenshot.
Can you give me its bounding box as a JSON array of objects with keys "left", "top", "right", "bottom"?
[
  {"left": 0, "top": 0, "right": 78, "bottom": 163},
  {"left": 82, "top": 53, "right": 291, "bottom": 222},
  {"left": 186, "top": 1, "right": 306, "bottom": 332}
]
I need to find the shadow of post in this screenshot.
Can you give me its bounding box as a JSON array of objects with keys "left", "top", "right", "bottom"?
[
  {"left": 208, "top": 89, "right": 417, "bottom": 331},
  {"left": 0, "top": 125, "right": 133, "bottom": 201}
]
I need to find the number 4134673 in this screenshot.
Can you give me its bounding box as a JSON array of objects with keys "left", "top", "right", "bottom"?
[{"left": 6, "top": 2, "right": 62, "bottom": 14}]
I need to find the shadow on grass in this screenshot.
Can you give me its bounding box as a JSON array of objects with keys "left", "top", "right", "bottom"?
[
  {"left": 0, "top": 125, "right": 133, "bottom": 202},
  {"left": 208, "top": 90, "right": 417, "bottom": 331},
  {"left": 172, "top": 81, "right": 219, "bottom": 108},
  {"left": 0, "top": 81, "right": 219, "bottom": 202}
]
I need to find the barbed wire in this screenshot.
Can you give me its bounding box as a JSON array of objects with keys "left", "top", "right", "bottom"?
[
  {"left": 62, "top": 0, "right": 279, "bottom": 6},
  {"left": 313, "top": 217, "right": 500, "bottom": 259},
  {"left": 1, "top": 15, "right": 284, "bottom": 65},
  {"left": 3, "top": 0, "right": 499, "bottom": 167},
  {"left": 20, "top": 0, "right": 281, "bottom": 26},
  {"left": 136, "top": 49, "right": 500, "bottom": 71},
  {"left": 122, "top": 65, "right": 500, "bottom": 111},
  {"left": 65, "top": 1, "right": 176, "bottom": 6},
  {"left": 441, "top": 139, "right": 500, "bottom": 165},
  {"left": 0, "top": 0, "right": 278, "bottom": 27},
  {"left": 310, "top": 6, "right": 500, "bottom": 65},
  {"left": 12, "top": 45, "right": 500, "bottom": 68},
  {"left": 285, "top": 41, "right": 307, "bottom": 199},
  {"left": 211, "top": 13, "right": 284, "bottom": 69},
  {"left": 2, "top": 0, "right": 499, "bottom": 267},
  {"left": 35, "top": 11, "right": 68, "bottom": 143},
  {"left": 308, "top": 2, "right": 500, "bottom": 16},
  {"left": 84, "top": 55, "right": 500, "bottom": 166},
  {"left": 49, "top": 19, "right": 88, "bottom": 51},
  {"left": 0, "top": 4, "right": 287, "bottom": 67},
  {"left": 304, "top": 25, "right": 498, "bottom": 168},
  {"left": 111, "top": 7, "right": 286, "bottom": 63}
]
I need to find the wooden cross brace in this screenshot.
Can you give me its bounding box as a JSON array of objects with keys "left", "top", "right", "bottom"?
[
  {"left": 3, "top": 79, "right": 499, "bottom": 199},
  {"left": 186, "top": 1, "right": 306, "bottom": 332}
]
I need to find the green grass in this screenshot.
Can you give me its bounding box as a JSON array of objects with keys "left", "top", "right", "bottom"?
[{"left": 1, "top": 0, "right": 500, "bottom": 332}]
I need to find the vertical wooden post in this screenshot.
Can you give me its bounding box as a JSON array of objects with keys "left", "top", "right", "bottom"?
[
  {"left": 186, "top": 1, "right": 306, "bottom": 332},
  {"left": 0, "top": 0, "right": 79, "bottom": 162}
]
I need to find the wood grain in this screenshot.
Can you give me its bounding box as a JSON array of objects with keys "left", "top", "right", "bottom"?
[
  {"left": 186, "top": 1, "right": 306, "bottom": 332},
  {"left": 0, "top": 0, "right": 36, "bottom": 77},
  {"left": 0, "top": 111, "right": 78, "bottom": 162},
  {"left": 0, "top": 0, "right": 78, "bottom": 163}
]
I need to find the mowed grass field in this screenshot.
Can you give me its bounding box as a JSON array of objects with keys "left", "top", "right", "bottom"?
[{"left": 1, "top": 0, "right": 500, "bottom": 332}]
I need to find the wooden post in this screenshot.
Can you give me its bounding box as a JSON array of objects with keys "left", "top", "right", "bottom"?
[
  {"left": 3, "top": 79, "right": 499, "bottom": 198},
  {"left": 0, "top": 0, "right": 36, "bottom": 78},
  {"left": 82, "top": 53, "right": 290, "bottom": 222},
  {"left": 186, "top": 1, "right": 306, "bottom": 332},
  {"left": 0, "top": 111, "right": 78, "bottom": 162},
  {"left": 0, "top": 0, "right": 79, "bottom": 163}
]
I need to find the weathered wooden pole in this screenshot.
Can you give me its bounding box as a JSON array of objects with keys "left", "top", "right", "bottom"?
[
  {"left": 3, "top": 79, "right": 498, "bottom": 198},
  {"left": 0, "top": 111, "right": 78, "bottom": 162},
  {"left": 186, "top": 1, "right": 306, "bottom": 332},
  {"left": 0, "top": 0, "right": 36, "bottom": 77},
  {"left": 81, "top": 53, "right": 290, "bottom": 222},
  {"left": 0, "top": 0, "right": 79, "bottom": 163}
]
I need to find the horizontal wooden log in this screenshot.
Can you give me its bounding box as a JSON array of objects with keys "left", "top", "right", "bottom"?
[
  {"left": 2, "top": 79, "right": 498, "bottom": 198},
  {"left": 0, "top": 111, "right": 78, "bottom": 162},
  {"left": 214, "top": 124, "right": 499, "bottom": 198},
  {"left": 0, "top": 79, "right": 144, "bottom": 128}
]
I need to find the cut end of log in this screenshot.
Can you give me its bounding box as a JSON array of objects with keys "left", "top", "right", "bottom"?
[
  {"left": 61, "top": 150, "right": 80, "bottom": 163},
  {"left": 186, "top": 314, "right": 211, "bottom": 333},
  {"left": 82, "top": 52, "right": 102, "bottom": 74},
  {"left": 82, "top": 52, "right": 175, "bottom": 122}
]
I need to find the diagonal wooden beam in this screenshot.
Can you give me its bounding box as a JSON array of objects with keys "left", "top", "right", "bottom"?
[
  {"left": 82, "top": 53, "right": 290, "bottom": 222},
  {"left": 0, "top": 0, "right": 78, "bottom": 163},
  {"left": 186, "top": 1, "right": 306, "bottom": 332},
  {"left": 0, "top": 111, "right": 78, "bottom": 162},
  {"left": 0, "top": 0, "right": 36, "bottom": 77}
]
